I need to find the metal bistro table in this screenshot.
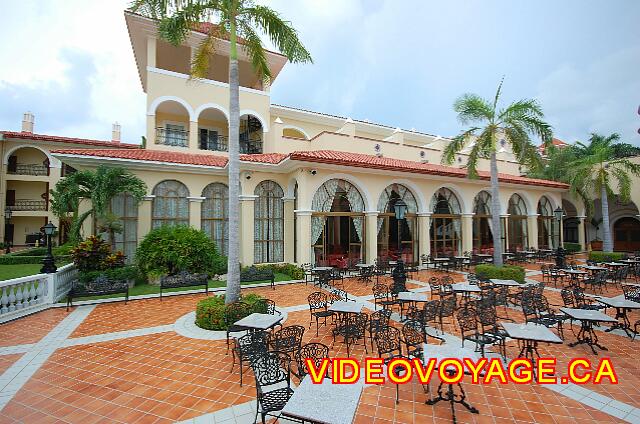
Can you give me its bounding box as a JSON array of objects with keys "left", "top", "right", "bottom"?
[
  {"left": 596, "top": 296, "right": 640, "bottom": 338},
  {"left": 397, "top": 291, "right": 429, "bottom": 320},
  {"left": 434, "top": 257, "right": 452, "bottom": 272},
  {"left": 328, "top": 301, "right": 363, "bottom": 325},
  {"left": 423, "top": 343, "right": 483, "bottom": 424},
  {"left": 282, "top": 374, "right": 364, "bottom": 424},
  {"left": 501, "top": 322, "right": 562, "bottom": 375},
  {"left": 489, "top": 279, "right": 522, "bottom": 287},
  {"left": 233, "top": 313, "right": 283, "bottom": 333},
  {"left": 312, "top": 266, "right": 334, "bottom": 287},
  {"left": 560, "top": 308, "right": 617, "bottom": 354},
  {"left": 451, "top": 283, "right": 481, "bottom": 304},
  {"left": 564, "top": 269, "right": 588, "bottom": 284}
]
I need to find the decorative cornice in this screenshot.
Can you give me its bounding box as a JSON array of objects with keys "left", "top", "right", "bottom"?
[
  {"left": 187, "top": 196, "right": 206, "bottom": 203},
  {"left": 239, "top": 195, "right": 258, "bottom": 201}
]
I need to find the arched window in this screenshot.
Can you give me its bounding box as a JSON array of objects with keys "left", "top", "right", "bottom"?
[
  {"left": 202, "top": 183, "right": 228, "bottom": 256},
  {"left": 377, "top": 184, "right": 418, "bottom": 263},
  {"left": 110, "top": 193, "right": 138, "bottom": 263},
  {"left": 430, "top": 188, "right": 462, "bottom": 256},
  {"left": 472, "top": 191, "right": 493, "bottom": 253},
  {"left": 254, "top": 181, "right": 284, "bottom": 263},
  {"left": 152, "top": 180, "right": 189, "bottom": 228},
  {"left": 507, "top": 194, "right": 528, "bottom": 250},
  {"left": 537, "top": 196, "right": 555, "bottom": 249},
  {"left": 311, "top": 179, "right": 365, "bottom": 266}
]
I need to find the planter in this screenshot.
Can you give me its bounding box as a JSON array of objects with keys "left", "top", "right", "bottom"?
[{"left": 590, "top": 240, "right": 603, "bottom": 251}]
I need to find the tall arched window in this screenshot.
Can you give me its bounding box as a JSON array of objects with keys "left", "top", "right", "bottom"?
[
  {"left": 377, "top": 184, "right": 419, "bottom": 263},
  {"left": 472, "top": 191, "right": 493, "bottom": 253},
  {"left": 202, "top": 183, "right": 228, "bottom": 256},
  {"left": 110, "top": 193, "right": 138, "bottom": 263},
  {"left": 508, "top": 194, "right": 528, "bottom": 250},
  {"left": 537, "top": 196, "right": 555, "bottom": 249},
  {"left": 430, "top": 188, "right": 462, "bottom": 256},
  {"left": 254, "top": 180, "right": 284, "bottom": 263},
  {"left": 152, "top": 180, "right": 189, "bottom": 228}
]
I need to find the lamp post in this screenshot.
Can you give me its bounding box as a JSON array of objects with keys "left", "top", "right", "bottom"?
[
  {"left": 554, "top": 206, "right": 566, "bottom": 268},
  {"left": 40, "top": 221, "right": 57, "bottom": 273},
  {"left": 4, "top": 207, "right": 11, "bottom": 254},
  {"left": 393, "top": 198, "right": 408, "bottom": 261}
]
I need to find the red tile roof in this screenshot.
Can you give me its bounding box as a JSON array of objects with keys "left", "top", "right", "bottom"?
[
  {"left": 289, "top": 150, "right": 569, "bottom": 189},
  {"left": 51, "top": 148, "right": 229, "bottom": 167},
  {"left": 239, "top": 153, "right": 288, "bottom": 164},
  {"left": 538, "top": 138, "right": 568, "bottom": 154},
  {"left": 1, "top": 131, "right": 140, "bottom": 149}
]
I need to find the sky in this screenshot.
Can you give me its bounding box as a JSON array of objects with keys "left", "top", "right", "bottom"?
[{"left": 1, "top": 0, "right": 639, "bottom": 146}]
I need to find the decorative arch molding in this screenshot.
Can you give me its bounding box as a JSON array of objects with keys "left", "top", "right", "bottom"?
[
  {"left": 377, "top": 179, "right": 427, "bottom": 213},
  {"left": 535, "top": 193, "right": 559, "bottom": 213},
  {"left": 281, "top": 125, "right": 310, "bottom": 140},
  {"left": 503, "top": 191, "right": 535, "bottom": 215},
  {"left": 306, "top": 173, "right": 374, "bottom": 211},
  {"left": 3, "top": 144, "right": 59, "bottom": 168},
  {"left": 194, "top": 103, "right": 230, "bottom": 122},
  {"left": 240, "top": 109, "right": 269, "bottom": 133},
  {"left": 286, "top": 176, "right": 299, "bottom": 199},
  {"left": 424, "top": 183, "right": 468, "bottom": 214},
  {"left": 147, "top": 96, "right": 196, "bottom": 121}
]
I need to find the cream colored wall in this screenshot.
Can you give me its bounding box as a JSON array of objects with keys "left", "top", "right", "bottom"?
[
  {"left": 10, "top": 216, "right": 47, "bottom": 244},
  {"left": 6, "top": 181, "right": 48, "bottom": 200}
]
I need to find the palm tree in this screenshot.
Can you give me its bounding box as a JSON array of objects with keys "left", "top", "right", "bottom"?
[
  {"left": 443, "top": 80, "right": 552, "bottom": 266},
  {"left": 50, "top": 165, "right": 147, "bottom": 243},
  {"left": 130, "top": 0, "right": 312, "bottom": 303},
  {"left": 568, "top": 133, "right": 640, "bottom": 252}
]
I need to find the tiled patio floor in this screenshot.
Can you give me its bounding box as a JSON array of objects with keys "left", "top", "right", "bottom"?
[{"left": 0, "top": 265, "right": 638, "bottom": 423}]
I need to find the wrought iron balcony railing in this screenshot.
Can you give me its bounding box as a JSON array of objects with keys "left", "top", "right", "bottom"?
[
  {"left": 200, "top": 135, "right": 229, "bottom": 152},
  {"left": 8, "top": 200, "right": 47, "bottom": 211},
  {"left": 155, "top": 127, "right": 188, "bottom": 147},
  {"left": 7, "top": 163, "right": 49, "bottom": 176}
]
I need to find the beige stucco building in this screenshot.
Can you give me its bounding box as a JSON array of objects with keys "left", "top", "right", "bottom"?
[{"left": 1, "top": 11, "right": 639, "bottom": 263}]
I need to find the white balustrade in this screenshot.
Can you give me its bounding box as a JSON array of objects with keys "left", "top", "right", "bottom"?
[{"left": 52, "top": 263, "right": 77, "bottom": 303}]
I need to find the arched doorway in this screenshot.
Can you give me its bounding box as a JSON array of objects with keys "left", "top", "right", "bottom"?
[
  {"left": 472, "top": 191, "right": 493, "bottom": 253},
  {"left": 507, "top": 194, "right": 528, "bottom": 251},
  {"left": 240, "top": 114, "right": 263, "bottom": 154},
  {"left": 254, "top": 181, "right": 284, "bottom": 263},
  {"left": 152, "top": 180, "right": 189, "bottom": 228},
  {"left": 311, "top": 179, "right": 365, "bottom": 266},
  {"left": 537, "top": 196, "right": 556, "bottom": 249},
  {"left": 377, "top": 184, "right": 418, "bottom": 263},
  {"left": 202, "top": 183, "right": 228, "bottom": 256},
  {"left": 614, "top": 217, "right": 640, "bottom": 252},
  {"left": 430, "top": 188, "right": 462, "bottom": 257},
  {"left": 562, "top": 199, "right": 579, "bottom": 244}
]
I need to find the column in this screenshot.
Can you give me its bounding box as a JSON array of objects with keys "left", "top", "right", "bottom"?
[
  {"left": 137, "top": 195, "right": 154, "bottom": 244},
  {"left": 146, "top": 115, "right": 156, "bottom": 145},
  {"left": 295, "top": 210, "right": 312, "bottom": 265},
  {"left": 187, "top": 196, "right": 204, "bottom": 229},
  {"left": 527, "top": 214, "right": 539, "bottom": 249},
  {"left": 282, "top": 197, "right": 295, "bottom": 263},
  {"left": 417, "top": 213, "right": 431, "bottom": 259},
  {"left": 364, "top": 211, "right": 378, "bottom": 264},
  {"left": 239, "top": 195, "right": 256, "bottom": 266},
  {"left": 461, "top": 213, "right": 474, "bottom": 254},
  {"left": 577, "top": 216, "right": 586, "bottom": 251},
  {"left": 188, "top": 121, "right": 198, "bottom": 150},
  {"left": 501, "top": 214, "right": 509, "bottom": 252}
]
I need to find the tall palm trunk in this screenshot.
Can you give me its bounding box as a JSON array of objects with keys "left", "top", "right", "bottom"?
[
  {"left": 490, "top": 152, "right": 503, "bottom": 266},
  {"left": 225, "top": 23, "right": 241, "bottom": 304},
  {"left": 601, "top": 184, "right": 613, "bottom": 252}
]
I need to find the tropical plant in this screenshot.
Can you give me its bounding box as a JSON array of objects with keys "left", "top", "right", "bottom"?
[
  {"left": 130, "top": 0, "right": 312, "bottom": 303},
  {"left": 443, "top": 79, "right": 552, "bottom": 266},
  {"left": 567, "top": 133, "right": 640, "bottom": 252},
  {"left": 71, "top": 235, "right": 126, "bottom": 272},
  {"left": 50, "top": 165, "right": 147, "bottom": 242}
]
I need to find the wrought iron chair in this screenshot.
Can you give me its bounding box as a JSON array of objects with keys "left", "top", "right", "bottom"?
[
  {"left": 301, "top": 263, "right": 314, "bottom": 285},
  {"left": 294, "top": 342, "right": 330, "bottom": 382},
  {"left": 231, "top": 330, "right": 269, "bottom": 386},
  {"left": 251, "top": 351, "right": 294, "bottom": 424},
  {"left": 477, "top": 304, "right": 507, "bottom": 358},
  {"left": 437, "top": 295, "right": 457, "bottom": 333},
  {"left": 402, "top": 319, "right": 425, "bottom": 358},
  {"left": 456, "top": 307, "right": 494, "bottom": 358},
  {"left": 307, "top": 292, "right": 334, "bottom": 336},
  {"left": 333, "top": 312, "right": 368, "bottom": 357},
  {"left": 224, "top": 302, "right": 253, "bottom": 354},
  {"left": 623, "top": 284, "right": 640, "bottom": 302},
  {"left": 373, "top": 326, "right": 405, "bottom": 404},
  {"left": 268, "top": 325, "right": 305, "bottom": 359},
  {"left": 366, "top": 308, "right": 392, "bottom": 351},
  {"left": 372, "top": 283, "right": 399, "bottom": 311},
  {"left": 357, "top": 265, "right": 374, "bottom": 285}
]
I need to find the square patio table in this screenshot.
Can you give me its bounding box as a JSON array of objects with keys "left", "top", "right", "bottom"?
[
  {"left": 596, "top": 296, "right": 640, "bottom": 338},
  {"left": 397, "top": 291, "right": 429, "bottom": 320},
  {"left": 281, "top": 375, "right": 364, "bottom": 424},
  {"left": 423, "top": 343, "right": 482, "bottom": 421},
  {"left": 604, "top": 262, "right": 625, "bottom": 267},
  {"left": 560, "top": 308, "right": 617, "bottom": 354},
  {"left": 233, "top": 313, "right": 283, "bottom": 331},
  {"left": 451, "top": 283, "right": 482, "bottom": 293},
  {"left": 328, "top": 301, "right": 363, "bottom": 314},
  {"left": 501, "top": 322, "right": 562, "bottom": 373},
  {"left": 489, "top": 279, "right": 521, "bottom": 287}
]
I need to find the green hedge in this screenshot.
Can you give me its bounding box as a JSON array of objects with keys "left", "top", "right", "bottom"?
[
  {"left": 563, "top": 243, "right": 582, "bottom": 253},
  {"left": 588, "top": 251, "right": 625, "bottom": 263},
  {"left": 475, "top": 264, "right": 526, "bottom": 283},
  {"left": 195, "top": 293, "right": 266, "bottom": 330},
  {"left": 78, "top": 265, "right": 141, "bottom": 285},
  {"left": 0, "top": 255, "right": 72, "bottom": 265},
  {"left": 13, "top": 248, "right": 48, "bottom": 256},
  {"left": 248, "top": 263, "right": 304, "bottom": 280}
]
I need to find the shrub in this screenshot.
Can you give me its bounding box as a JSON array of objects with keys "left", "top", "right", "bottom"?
[
  {"left": 78, "top": 265, "right": 140, "bottom": 285},
  {"left": 53, "top": 242, "right": 75, "bottom": 256},
  {"left": 563, "top": 243, "right": 582, "bottom": 253},
  {"left": 136, "top": 225, "right": 226, "bottom": 279},
  {"left": 13, "top": 247, "right": 48, "bottom": 256},
  {"left": 589, "top": 251, "right": 625, "bottom": 263},
  {"left": 250, "top": 263, "right": 304, "bottom": 280},
  {"left": 71, "top": 235, "right": 124, "bottom": 272},
  {"left": 475, "top": 264, "right": 526, "bottom": 283},
  {"left": 195, "top": 293, "right": 266, "bottom": 330}
]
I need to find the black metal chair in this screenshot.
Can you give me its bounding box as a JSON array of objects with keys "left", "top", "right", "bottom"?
[
  {"left": 372, "top": 283, "right": 399, "bottom": 311},
  {"left": 268, "top": 325, "right": 305, "bottom": 359},
  {"left": 301, "top": 263, "right": 314, "bottom": 285},
  {"left": 224, "top": 302, "right": 252, "bottom": 354},
  {"left": 623, "top": 284, "right": 640, "bottom": 302},
  {"left": 373, "top": 326, "right": 405, "bottom": 404},
  {"left": 477, "top": 304, "right": 507, "bottom": 359},
  {"left": 307, "top": 292, "right": 334, "bottom": 336},
  {"left": 402, "top": 319, "right": 425, "bottom": 358},
  {"left": 294, "top": 342, "right": 330, "bottom": 382},
  {"left": 437, "top": 295, "right": 457, "bottom": 333},
  {"left": 456, "top": 307, "right": 496, "bottom": 358},
  {"left": 358, "top": 265, "right": 374, "bottom": 285},
  {"left": 366, "top": 308, "right": 392, "bottom": 351},
  {"left": 332, "top": 312, "right": 368, "bottom": 357},
  {"left": 231, "top": 331, "right": 268, "bottom": 386},
  {"left": 251, "top": 351, "right": 294, "bottom": 424}
]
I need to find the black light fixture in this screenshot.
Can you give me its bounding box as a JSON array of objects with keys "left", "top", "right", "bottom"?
[
  {"left": 394, "top": 198, "right": 408, "bottom": 221},
  {"left": 553, "top": 206, "right": 564, "bottom": 223},
  {"left": 40, "top": 221, "right": 57, "bottom": 273},
  {"left": 4, "top": 207, "right": 12, "bottom": 254},
  {"left": 553, "top": 206, "right": 566, "bottom": 269}
]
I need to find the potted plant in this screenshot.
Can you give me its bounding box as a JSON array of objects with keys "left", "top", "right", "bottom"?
[{"left": 590, "top": 217, "right": 603, "bottom": 251}]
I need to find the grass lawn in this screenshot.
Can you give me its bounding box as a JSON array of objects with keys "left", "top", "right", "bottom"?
[
  {"left": 74, "top": 272, "right": 294, "bottom": 301},
  {"left": 0, "top": 264, "right": 44, "bottom": 281}
]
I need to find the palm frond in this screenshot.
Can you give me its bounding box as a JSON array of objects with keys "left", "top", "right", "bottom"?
[
  {"left": 236, "top": 23, "right": 271, "bottom": 80},
  {"left": 442, "top": 128, "right": 479, "bottom": 165},
  {"left": 492, "top": 76, "right": 505, "bottom": 113},
  {"left": 453, "top": 94, "right": 494, "bottom": 124},
  {"left": 191, "top": 26, "right": 220, "bottom": 79}
]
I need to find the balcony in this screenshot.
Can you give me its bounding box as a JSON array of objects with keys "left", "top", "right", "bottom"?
[
  {"left": 240, "top": 136, "right": 263, "bottom": 154},
  {"left": 199, "top": 135, "right": 262, "bottom": 154},
  {"left": 155, "top": 127, "right": 188, "bottom": 147},
  {"left": 7, "top": 163, "right": 49, "bottom": 176},
  {"left": 8, "top": 200, "right": 47, "bottom": 211},
  {"left": 200, "top": 134, "right": 228, "bottom": 152}
]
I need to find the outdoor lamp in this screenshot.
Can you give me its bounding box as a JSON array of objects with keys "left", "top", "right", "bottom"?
[
  {"left": 41, "top": 221, "right": 57, "bottom": 274},
  {"left": 394, "top": 198, "right": 408, "bottom": 221},
  {"left": 4, "top": 207, "right": 12, "bottom": 221},
  {"left": 553, "top": 207, "right": 566, "bottom": 269},
  {"left": 4, "top": 207, "right": 11, "bottom": 254},
  {"left": 554, "top": 206, "right": 564, "bottom": 222}
]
